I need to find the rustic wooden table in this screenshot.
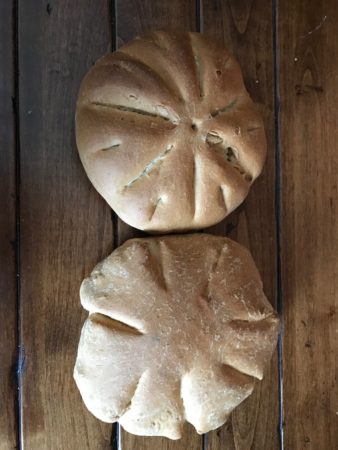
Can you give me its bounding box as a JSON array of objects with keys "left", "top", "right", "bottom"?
[{"left": 1, "top": 0, "right": 337, "bottom": 449}]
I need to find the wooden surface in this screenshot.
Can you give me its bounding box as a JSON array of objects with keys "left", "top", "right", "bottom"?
[
  {"left": 280, "top": 1, "right": 338, "bottom": 449},
  {"left": 18, "top": 1, "right": 113, "bottom": 448},
  {"left": 0, "top": 2, "right": 17, "bottom": 449},
  {"left": 1, "top": 0, "right": 338, "bottom": 449}
]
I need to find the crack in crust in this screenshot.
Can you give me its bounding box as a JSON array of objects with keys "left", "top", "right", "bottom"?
[
  {"left": 100, "top": 143, "right": 120, "bottom": 151},
  {"left": 91, "top": 101, "right": 172, "bottom": 122},
  {"left": 90, "top": 312, "right": 144, "bottom": 336},
  {"left": 190, "top": 35, "right": 204, "bottom": 98},
  {"left": 199, "top": 244, "right": 225, "bottom": 304},
  {"left": 219, "top": 186, "right": 228, "bottom": 212},
  {"left": 123, "top": 145, "right": 174, "bottom": 190},
  {"left": 144, "top": 239, "right": 169, "bottom": 292},
  {"left": 224, "top": 146, "right": 252, "bottom": 182},
  {"left": 210, "top": 142, "right": 253, "bottom": 183},
  {"left": 211, "top": 98, "right": 238, "bottom": 118},
  {"left": 148, "top": 198, "right": 162, "bottom": 222},
  {"left": 119, "top": 373, "right": 147, "bottom": 418}
]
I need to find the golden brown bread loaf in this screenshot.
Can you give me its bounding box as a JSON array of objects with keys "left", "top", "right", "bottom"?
[
  {"left": 74, "top": 234, "right": 279, "bottom": 439},
  {"left": 76, "top": 31, "right": 267, "bottom": 232}
]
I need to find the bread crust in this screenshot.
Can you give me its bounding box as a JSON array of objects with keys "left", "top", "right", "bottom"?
[
  {"left": 76, "top": 32, "right": 267, "bottom": 232},
  {"left": 74, "top": 234, "right": 279, "bottom": 438}
]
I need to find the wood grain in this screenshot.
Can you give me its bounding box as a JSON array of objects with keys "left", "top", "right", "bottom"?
[
  {"left": 203, "top": 0, "right": 280, "bottom": 449},
  {"left": 279, "top": 1, "right": 338, "bottom": 448},
  {"left": 116, "top": 1, "right": 202, "bottom": 449},
  {"left": 0, "top": 2, "right": 17, "bottom": 449},
  {"left": 18, "top": 2, "right": 113, "bottom": 448},
  {"left": 116, "top": 0, "right": 197, "bottom": 46}
]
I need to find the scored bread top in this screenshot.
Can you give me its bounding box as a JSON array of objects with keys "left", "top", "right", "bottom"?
[
  {"left": 74, "top": 234, "right": 279, "bottom": 439},
  {"left": 76, "top": 31, "right": 266, "bottom": 232}
]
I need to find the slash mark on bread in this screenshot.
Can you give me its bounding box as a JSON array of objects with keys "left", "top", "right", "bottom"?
[
  {"left": 210, "top": 98, "right": 238, "bottom": 118},
  {"left": 207, "top": 139, "right": 252, "bottom": 183},
  {"left": 123, "top": 145, "right": 174, "bottom": 190},
  {"left": 100, "top": 143, "right": 120, "bottom": 151},
  {"left": 119, "top": 374, "right": 147, "bottom": 418},
  {"left": 91, "top": 102, "right": 171, "bottom": 122},
  {"left": 90, "top": 312, "right": 144, "bottom": 336},
  {"left": 149, "top": 198, "right": 162, "bottom": 221},
  {"left": 219, "top": 186, "right": 228, "bottom": 212},
  {"left": 147, "top": 240, "right": 169, "bottom": 292}
]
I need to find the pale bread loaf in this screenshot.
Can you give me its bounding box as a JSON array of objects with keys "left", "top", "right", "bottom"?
[
  {"left": 74, "top": 234, "right": 279, "bottom": 439},
  {"left": 76, "top": 32, "right": 267, "bottom": 232}
]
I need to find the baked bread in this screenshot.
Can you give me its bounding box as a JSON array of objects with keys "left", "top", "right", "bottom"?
[
  {"left": 76, "top": 32, "right": 266, "bottom": 232},
  {"left": 74, "top": 234, "right": 279, "bottom": 438}
]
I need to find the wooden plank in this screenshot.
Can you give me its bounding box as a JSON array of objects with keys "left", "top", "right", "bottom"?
[
  {"left": 279, "top": 2, "right": 338, "bottom": 448},
  {"left": 19, "top": 2, "right": 113, "bottom": 448},
  {"left": 0, "top": 2, "right": 17, "bottom": 449},
  {"left": 116, "top": 1, "right": 202, "bottom": 449},
  {"left": 203, "top": 1, "right": 280, "bottom": 449}
]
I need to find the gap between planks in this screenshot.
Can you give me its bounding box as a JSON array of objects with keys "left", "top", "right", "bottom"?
[
  {"left": 272, "top": 0, "right": 284, "bottom": 448},
  {"left": 13, "top": 0, "right": 24, "bottom": 448}
]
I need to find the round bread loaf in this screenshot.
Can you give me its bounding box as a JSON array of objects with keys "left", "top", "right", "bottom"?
[
  {"left": 74, "top": 234, "right": 279, "bottom": 439},
  {"left": 76, "top": 32, "right": 266, "bottom": 232}
]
